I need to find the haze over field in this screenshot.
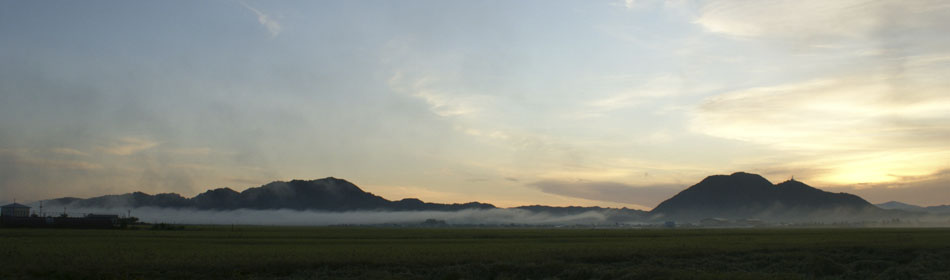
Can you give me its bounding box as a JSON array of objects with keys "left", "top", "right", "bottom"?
[{"left": 2, "top": 0, "right": 950, "bottom": 209}]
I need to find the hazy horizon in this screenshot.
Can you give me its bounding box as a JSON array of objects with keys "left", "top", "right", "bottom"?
[
  {"left": 4, "top": 172, "right": 948, "bottom": 212},
  {"left": 2, "top": 0, "right": 950, "bottom": 209}
]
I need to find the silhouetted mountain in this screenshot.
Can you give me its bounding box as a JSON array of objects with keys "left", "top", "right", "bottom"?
[
  {"left": 650, "top": 172, "right": 882, "bottom": 221},
  {"left": 192, "top": 188, "right": 241, "bottom": 209},
  {"left": 876, "top": 201, "right": 950, "bottom": 214},
  {"left": 51, "top": 192, "right": 191, "bottom": 209},
  {"left": 43, "top": 177, "right": 496, "bottom": 212},
  {"left": 876, "top": 201, "right": 926, "bottom": 212},
  {"left": 929, "top": 205, "right": 950, "bottom": 214},
  {"left": 226, "top": 178, "right": 392, "bottom": 210},
  {"left": 46, "top": 197, "right": 82, "bottom": 206},
  {"left": 37, "top": 173, "right": 931, "bottom": 222}
]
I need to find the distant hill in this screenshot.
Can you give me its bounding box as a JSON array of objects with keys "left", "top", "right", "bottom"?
[
  {"left": 37, "top": 173, "right": 933, "bottom": 222},
  {"left": 876, "top": 201, "right": 926, "bottom": 212},
  {"left": 876, "top": 201, "right": 950, "bottom": 214},
  {"left": 650, "top": 172, "right": 885, "bottom": 221},
  {"left": 44, "top": 177, "right": 496, "bottom": 212}
]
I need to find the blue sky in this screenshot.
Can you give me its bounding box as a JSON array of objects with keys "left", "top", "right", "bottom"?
[{"left": 2, "top": 0, "right": 949, "bottom": 208}]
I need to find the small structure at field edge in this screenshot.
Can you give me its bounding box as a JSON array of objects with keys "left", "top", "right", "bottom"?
[
  {"left": 1, "top": 203, "right": 31, "bottom": 217},
  {"left": 1, "top": 203, "right": 126, "bottom": 229}
]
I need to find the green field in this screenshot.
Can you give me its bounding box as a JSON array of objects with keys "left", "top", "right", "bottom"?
[{"left": 1, "top": 227, "right": 949, "bottom": 279}]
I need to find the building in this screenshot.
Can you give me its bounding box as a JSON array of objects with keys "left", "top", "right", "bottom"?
[
  {"left": 1, "top": 203, "right": 31, "bottom": 217},
  {"left": 1, "top": 203, "right": 122, "bottom": 229}
]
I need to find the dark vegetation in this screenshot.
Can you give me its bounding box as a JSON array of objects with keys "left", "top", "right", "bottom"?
[
  {"left": 0, "top": 227, "right": 948, "bottom": 279},
  {"left": 149, "top": 222, "right": 185, "bottom": 231}
]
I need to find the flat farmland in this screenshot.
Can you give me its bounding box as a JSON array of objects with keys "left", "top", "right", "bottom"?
[{"left": 1, "top": 227, "right": 949, "bottom": 279}]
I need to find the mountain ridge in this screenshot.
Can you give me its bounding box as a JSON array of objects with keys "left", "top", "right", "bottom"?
[
  {"left": 876, "top": 201, "right": 950, "bottom": 214},
  {"left": 43, "top": 177, "right": 497, "bottom": 212},
  {"left": 36, "top": 172, "right": 917, "bottom": 222},
  {"left": 650, "top": 172, "right": 885, "bottom": 221}
]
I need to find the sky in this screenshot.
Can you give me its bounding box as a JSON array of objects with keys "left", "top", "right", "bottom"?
[{"left": 1, "top": 0, "right": 949, "bottom": 209}]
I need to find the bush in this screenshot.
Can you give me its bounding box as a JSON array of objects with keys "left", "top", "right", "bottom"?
[{"left": 150, "top": 223, "right": 185, "bottom": 231}]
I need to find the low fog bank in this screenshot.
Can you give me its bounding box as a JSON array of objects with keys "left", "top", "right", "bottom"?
[
  {"left": 62, "top": 207, "right": 614, "bottom": 226},
  {"left": 41, "top": 206, "right": 950, "bottom": 227}
]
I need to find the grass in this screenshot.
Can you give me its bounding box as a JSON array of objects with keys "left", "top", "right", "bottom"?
[{"left": 0, "top": 227, "right": 949, "bottom": 279}]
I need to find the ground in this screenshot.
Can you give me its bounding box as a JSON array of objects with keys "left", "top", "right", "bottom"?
[{"left": 0, "top": 226, "right": 948, "bottom": 279}]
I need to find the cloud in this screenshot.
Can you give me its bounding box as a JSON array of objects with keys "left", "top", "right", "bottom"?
[
  {"left": 825, "top": 169, "right": 950, "bottom": 206},
  {"left": 622, "top": 0, "right": 642, "bottom": 10},
  {"left": 99, "top": 137, "right": 159, "bottom": 156},
  {"left": 0, "top": 149, "right": 102, "bottom": 171},
  {"left": 18, "top": 158, "right": 103, "bottom": 171},
  {"left": 579, "top": 73, "right": 722, "bottom": 119},
  {"left": 690, "top": 0, "right": 950, "bottom": 187},
  {"left": 617, "top": 0, "right": 693, "bottom": 11},
  {"left": 50, "top": 148, "right": 89, "bottom": 157},
  {"left": 528, "top": 180, "right": 681, "bottom": 209},
  {"left": 692, "top": 75, "right": 950, "bottom": 150},
  {"left": 167, "top": 147, "right": 212, "bottom": 156},
  {"left": 387, "top": 72, "right": 490, "bottom": 117},
  {"left": 696, "top": 0, "right": 875, "bottom": 38},
  {"left": 690, "top": 57, "right": 950, "bottom": 185},
  {"left": 241, "top": 1, "right": 281, "bottom": 37},
  {"left": 0, "top": 149, "right": 105, "bottom": 201},
  {"left": 586, "top": 74, "right": 685, "bottom": 112},
  {"left": 695, "top": 0, "right": 950, "bottom": 46}
]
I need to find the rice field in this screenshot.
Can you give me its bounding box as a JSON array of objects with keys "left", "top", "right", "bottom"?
[{"left": 0, "top": 226, "right": 948, "bottom": 279}]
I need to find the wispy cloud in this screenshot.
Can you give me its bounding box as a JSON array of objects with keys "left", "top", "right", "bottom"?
[
  {"left": 696, "top": 0, "right": 875, "bottom": 39},
  {"left": 692, "top": 75, "right": 950, "bottom": 151},
  {"left": 167, "top": 147, "right": 212, "bottom": 156},
  {"left": 622, "top": 0, "right": 641, "bottom": 10},
  {"left": 17, "top": 157, "right": 103, "bottom": 171},
  {"left": 825, "top": 169, "right": 950, "bottom": 206},
  {"left": 99, "top": 137, "right": 159, "bottom": 156},
  {"left": 579, "top": 73, "right": 721, "bottom": 118},
  {"left": 0, "top": 149, "right": 103, "bottom": 171},
  {"left": 617, "top": 0, "right": 693, "bottom": 11},
  {"left": 387, "top": 72, "right": 491, "bottom": 117},
  {"left": 691, "top": 57, "right": 950, "bottom": 185},
  {"left": 240, "top": 1, "right": 281, "bottom": 37},
  {"left": 50, "top": 148, "right": 88, "bottom": 157},
  {"left": 686, "top": 0, "right": 950, "bottom": 187},
  {"left": 587, "top": 74, "right": 683, "bottom": 111},
  {"left": 695, "top": 0, "right": 950, "bottom": 44}
]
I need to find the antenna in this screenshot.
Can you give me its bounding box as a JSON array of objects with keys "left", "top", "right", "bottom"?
[{"left": 39, "top": 201, "right": 43, "bottom": 217}]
